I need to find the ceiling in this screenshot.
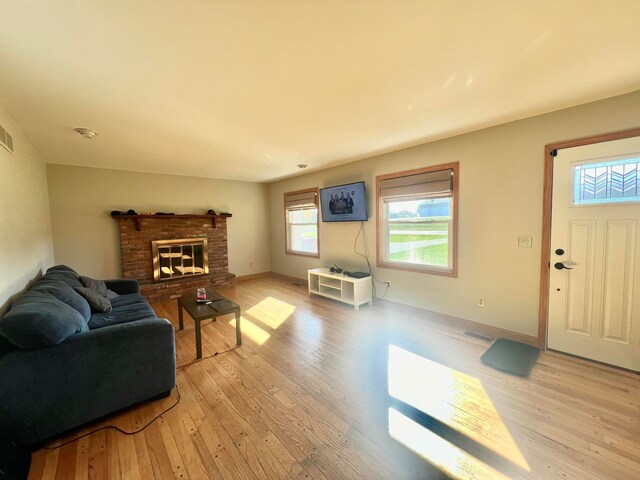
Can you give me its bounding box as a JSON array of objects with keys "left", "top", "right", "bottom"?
[{"left": 1, "top": 2, "right": 639, "bottom": 183}]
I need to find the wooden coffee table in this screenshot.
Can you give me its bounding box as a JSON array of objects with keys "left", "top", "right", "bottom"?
[{"left": 177, "top": 293, "right": 242, "bottom": 359}]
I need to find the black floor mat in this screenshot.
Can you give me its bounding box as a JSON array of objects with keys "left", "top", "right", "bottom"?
[{"left": 480, "top": 338, "right": 540, "bottom": 377}]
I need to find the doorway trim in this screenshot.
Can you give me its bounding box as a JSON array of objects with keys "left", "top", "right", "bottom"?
[{"left": 538, "top": 127, "right": 640, "bottom": 349}]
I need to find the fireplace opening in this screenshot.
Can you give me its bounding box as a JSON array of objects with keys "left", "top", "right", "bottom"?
[{"left": 151, "top": 238, "right": 209, "bottom": 282}]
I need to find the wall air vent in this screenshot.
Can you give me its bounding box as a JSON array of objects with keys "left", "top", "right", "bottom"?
[{"left": 0, "top": 123, "right": 14, "bottom": 154}]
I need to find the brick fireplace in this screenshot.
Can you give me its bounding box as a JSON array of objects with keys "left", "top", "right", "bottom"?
[{"left": 113, "top": 214, "right": 235, "bottom": 302}]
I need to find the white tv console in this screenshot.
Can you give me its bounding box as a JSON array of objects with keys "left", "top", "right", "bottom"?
[{"left": 307, "top": 268, "right": 373, "bottom": 310}]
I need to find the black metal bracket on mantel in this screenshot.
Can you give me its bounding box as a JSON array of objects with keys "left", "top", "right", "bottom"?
[{"left": 110, "top": 213, "right": 232, "bottom": 231}]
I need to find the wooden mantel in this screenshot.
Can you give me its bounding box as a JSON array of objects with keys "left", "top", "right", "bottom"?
[{"left": 111, "top": 213, "right": 232, "bottom": 231}]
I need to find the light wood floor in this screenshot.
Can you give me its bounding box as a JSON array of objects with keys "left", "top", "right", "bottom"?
[{"left": 29, "top": 277, "right": 640, "bottom": 479}]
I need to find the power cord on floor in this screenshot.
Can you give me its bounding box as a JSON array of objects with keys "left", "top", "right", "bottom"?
[{"left": 176, "top": 345, "right": 239, "bottom": 369}]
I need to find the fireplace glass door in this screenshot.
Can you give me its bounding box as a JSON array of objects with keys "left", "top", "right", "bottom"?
[{"left": 151, "top": 238, "right": 209, "bottom": 282}]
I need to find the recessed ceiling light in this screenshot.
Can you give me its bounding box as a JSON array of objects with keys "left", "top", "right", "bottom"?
[
  {"left": 74, "top": 127, "right": 97, "bottom": 139},
  {"left": 297, "top": 163, "right": 308, "bottom": 169}
]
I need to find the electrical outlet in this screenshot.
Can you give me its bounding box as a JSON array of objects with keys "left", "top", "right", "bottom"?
[
  {"left": 518, "top": 235, "right": 533, "bottom": 248},
  {"left": 478, "top": 298, "right": 485, "bottom": 307}
]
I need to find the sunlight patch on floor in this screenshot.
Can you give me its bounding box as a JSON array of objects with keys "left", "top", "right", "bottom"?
[
  {"left": 389, "top": 407, "right": 510, "bottom": 480},
  {"left": 230, "top": 317, "right": 270, "bottom": 345},
  {"left": 245, "top": 296, "right": 296, "bottom": 329},
  {"left": 388, "top": 345, "right": 529, "bottom": 472}
]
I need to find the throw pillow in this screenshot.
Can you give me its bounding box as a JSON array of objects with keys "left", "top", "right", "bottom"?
[
  {"left": 79, "top": 276, "right": 108, "bottom": 296},
  {"left": 75, "top": 287, "right": 112, "bottom": 313}
]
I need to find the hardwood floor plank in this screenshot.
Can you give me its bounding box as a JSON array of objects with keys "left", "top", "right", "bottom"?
[
  {"left": 87, "top": 430, "right": 107, "bottom": 480},
  {"left": 132, "top": 428, "right": 155, "bottom": 480},
  {"left": 40, "top": 448, "right": 59, "bottom": 480},
  {"left": 105, "top": 430, "right": 122, "bottom": 479},
  {"left": 53, "top": 444, "right": 76, "bottom": 480},
  {"left": 113, "top": 416, "right": 141, "bottom": 480},
  {"left": 73, "top": 433, "right": 91, "bottom": 480},
  {"left": 142, "top": 421, "right": 177, "bottom": 479},
  {"left": 155, "top": 406, "right": 190, "bottom": 480},
  {"left": 27, "top": 450, "right": 47, "bottom": 480},
  {"left": 162, "top": 399, "right": 210, "bottom": 480},
  {"left": 179, "top": 386, "right": 235, "bottom": 480}
]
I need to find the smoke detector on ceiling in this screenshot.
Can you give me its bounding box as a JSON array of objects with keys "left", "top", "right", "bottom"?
[{"left": 74, "top": 128, "right": 97, "bottom": 139}]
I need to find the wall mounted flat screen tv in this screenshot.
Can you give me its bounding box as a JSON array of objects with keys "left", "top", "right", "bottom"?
[{"left": 319, "top": 181, "right": 368, "bottom": 222}]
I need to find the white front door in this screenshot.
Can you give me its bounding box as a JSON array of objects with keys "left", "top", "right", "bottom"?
[{"left": 548, "top": 137, "right": 640, "bottom": 371}]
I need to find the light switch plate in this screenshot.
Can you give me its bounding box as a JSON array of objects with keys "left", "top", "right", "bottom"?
[{"left": 518, "top": 235, "right": 532, "bottom": 248}]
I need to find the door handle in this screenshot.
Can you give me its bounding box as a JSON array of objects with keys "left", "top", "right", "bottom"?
[{"left": 554, "top": 262, "right": 573, "bottom": 270}]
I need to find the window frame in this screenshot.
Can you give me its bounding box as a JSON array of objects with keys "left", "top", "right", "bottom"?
[
  {"left": 376, "top": 163, "right": 459, "bottom": 277},
  {"left": 284, "top": 187, "right": 320, "bottom": 258}
]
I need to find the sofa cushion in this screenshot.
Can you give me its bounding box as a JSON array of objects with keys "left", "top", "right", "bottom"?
[
  {"left": 88, "top": 293, "right": 157, "bottom": 329},
  {"left": 31, "top": 274, "right": 91, "bottom": 321},
  {"left": 75, "top": 287, "right": 113, "bottom": 313},
  {"left": 0, "top": 291, "right": 89, "bottom": 349},
  {"left": 110, "top": 293, "right": 153, "bottom": 309}
]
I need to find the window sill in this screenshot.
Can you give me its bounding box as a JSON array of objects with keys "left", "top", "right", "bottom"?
[
  {"left": 377, "top": 260, "right": 457, "bottom": 278},
  {"left": 286, "top": 251, "right": 320, "bottom": 259}
]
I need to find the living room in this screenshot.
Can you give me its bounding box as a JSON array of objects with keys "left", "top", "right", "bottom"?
[{"left": 1, "top": 2, "right": 640, "bottom": 479}]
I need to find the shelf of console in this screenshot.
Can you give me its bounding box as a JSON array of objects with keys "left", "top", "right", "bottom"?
[{"left": 307, "top": 268, "right": 372, "bottom": 310}]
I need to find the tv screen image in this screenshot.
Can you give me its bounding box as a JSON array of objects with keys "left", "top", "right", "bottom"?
[{"left": 319, "top": 181, "right": 368, "bottom": 222}]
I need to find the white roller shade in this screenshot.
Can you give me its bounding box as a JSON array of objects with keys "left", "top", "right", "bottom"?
[{"left": 380, "top": 169, "right": 453, "bottom": 198}]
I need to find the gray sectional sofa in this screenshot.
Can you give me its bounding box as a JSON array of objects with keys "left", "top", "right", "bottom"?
[{"left": 0, "top": 265, "right": 176, "bottom": 478}]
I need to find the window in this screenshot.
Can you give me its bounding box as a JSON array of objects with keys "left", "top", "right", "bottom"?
[
  {"left": 573, "top": 157, "right": 640, "bottom": 205},
  {"left": 284, "top": 188, "right": 319, "bottom": 257},
  {"left": 376, "top": 163, "right": 458, "bottom": 276}
]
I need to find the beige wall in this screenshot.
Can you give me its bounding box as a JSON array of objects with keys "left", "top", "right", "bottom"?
[
  {"left": 47, "top": 165, "right": 271, "bottom": 279},
  {"left": 0, "top": 101, "right": 54, "bottom": 313},
  {"left": 269, "top": 90, "right": 640, "bottom": 337}
]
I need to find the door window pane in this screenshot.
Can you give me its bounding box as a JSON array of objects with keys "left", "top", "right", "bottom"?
[{"left": 574, "top": 158, "right": 640, "bottom": 204}]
